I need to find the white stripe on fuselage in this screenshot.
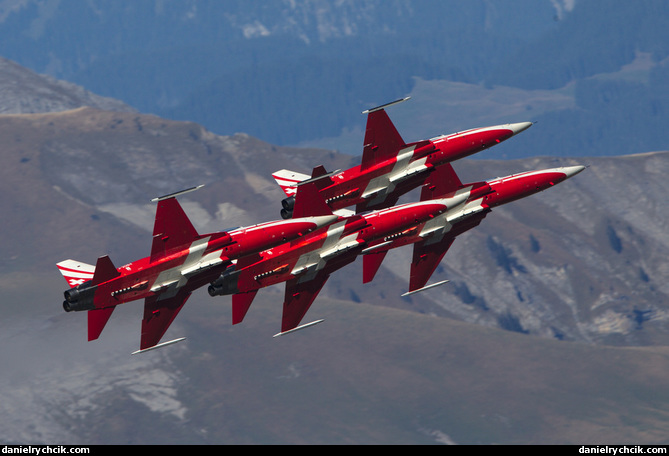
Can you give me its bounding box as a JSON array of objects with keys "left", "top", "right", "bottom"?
[
  {"left": 289, "top": 195, "right": 466, "bottom": 279},
  {"left": 430, "top": 124, "right": 510, "bottom": 143},
  {"left": 151, "top": 217, "right": 333, "bottom": 294},
  {"left": 486, "top": 168, "right": 558, "bottom": 185},
  {"left": 362, "top": 144, "right": 428, "bottom": 207},
  {"left": 151, "top": 236, "right": 213, "bottom": 298},
  {"left": 417, "top": 186, "right": 488, "bottom": 245},
  {"left": 290, "top": 220, "right": 352, "bottom": 282}
]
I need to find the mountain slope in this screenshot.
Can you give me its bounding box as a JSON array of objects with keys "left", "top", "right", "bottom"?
[
  {"left": 2, "top": 105, "right": 669, "bottom": 347},
  {"left": 2, "top": 106, "right": 669, "bottom": 444},
  {"left": 4, "top": 279, "right": 669, "bottom": 444}
]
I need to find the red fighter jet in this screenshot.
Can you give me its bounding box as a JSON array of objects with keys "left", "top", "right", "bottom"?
[
  {"left": 360, "top": 162, "right": 587, "bottom": 295},
  {"left": 273, "top": 97, "right": 533, "bottom": 218},
  {"left": 57, "top": 184, "right": 338, "bottom": 354},
  {"left": 210, "top": 162, "right": 585, "bottom": 336},
  {"left": 207, "top": 186, "right": 469, "bottom": 336}
]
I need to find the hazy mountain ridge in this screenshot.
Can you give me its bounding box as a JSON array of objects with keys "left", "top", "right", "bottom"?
[
  {"left": 0, "top": 0, "right": 564, "bottom": 145},
  {"left": 5, "top": 280, "right": 669, "bottom": 444},
  {"left": 3, "top": 0, "right": 667, "bottom": 159},
  {"left": 0, "top": 56, "right": 134, "bottom": 114}
]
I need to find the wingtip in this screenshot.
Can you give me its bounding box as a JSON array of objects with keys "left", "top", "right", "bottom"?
[{"left": 131, "top": 337, "right": 187, "bottom": 355}]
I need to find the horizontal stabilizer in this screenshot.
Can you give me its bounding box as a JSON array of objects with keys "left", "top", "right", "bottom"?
[
  {"left": 363, "top": 250, "right": 388, "bottom": 284},
  {"left": 296, "top": 165, "right": 339, "bottom": 190},
  {"left": 88, "top": 307, "right": 115, "bottom": 341},
  {"left": 232, "top": 290, "right": 258, "bottom": 325}
]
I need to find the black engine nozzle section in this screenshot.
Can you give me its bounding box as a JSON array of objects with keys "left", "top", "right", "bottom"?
[
  {"left": 208, "top": 269, "right": 241, "bottom": 297},
  {"left": 62, "top": 285, "right": 96, "bottom": 312},
  {"left": 280, "top": 196, "right": 295, "bottom": 219},
  {"left": 280, "top": 208, "right": 293, "bottom": 219},
  {"left": 281, "top": 196, "right": 295, "bottom": 211}
]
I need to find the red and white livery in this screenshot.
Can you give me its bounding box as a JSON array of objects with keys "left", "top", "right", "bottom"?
[
  {"left": 208, "top": 186, "right": 469, "bottom": 335},
  {"left": 361, "top": 163, "right": 587, "bottom": 294},
  {"left": 215, "top": 163, "right": 585, "bottom": 336},
  {"left": 273, "top": 97, "right": 533, "bottom": 217},
  {"left": 57, "top": 184, "right": 337, "bottom": 353}
]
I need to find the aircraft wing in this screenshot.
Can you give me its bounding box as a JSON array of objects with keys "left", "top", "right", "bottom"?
[
  {"left": 408, "top": 213, "right": 488, "bottom": 293},
  {"left": 278, "top": 251, "right": 359, "bottom": 334},
  {"left": 140, "top": 289, "right": 190, "bottom": 351},
  {"left": 419, "top": 163, "right": 463, "bottom": 201}
]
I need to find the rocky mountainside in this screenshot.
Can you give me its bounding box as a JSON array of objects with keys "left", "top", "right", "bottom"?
[{"left": 3, "top": 105, "right": 669, "bottom": 348}]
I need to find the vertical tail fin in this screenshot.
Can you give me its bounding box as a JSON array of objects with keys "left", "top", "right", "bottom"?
[
  {"left": 57, "top": 255, "right": 120, "bottom": 288},
  {"left": 57, "top": 259, "right": 96, "bottom": 288},
  {"left": 272, "top": 169, "right": 311, "bottom": 197}
]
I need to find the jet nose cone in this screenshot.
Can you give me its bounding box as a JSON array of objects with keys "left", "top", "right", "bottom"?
[
  {"left": 561, "top": 165, "right": 587, "bottom": 178},
  {"left": 507, "top": 121, "right": 533, "bottom": 135}
]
